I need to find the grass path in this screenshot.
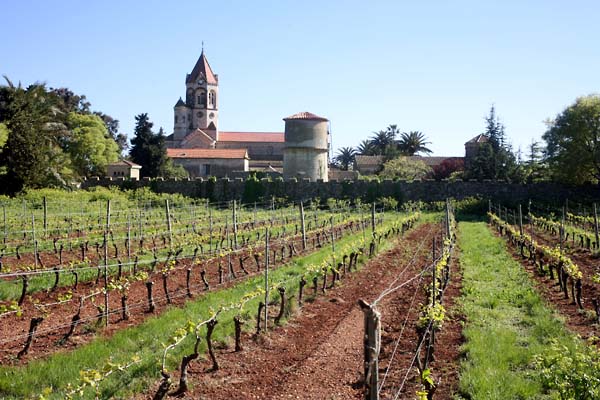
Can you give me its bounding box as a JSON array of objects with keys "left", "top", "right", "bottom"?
[{"left": 457, "top": 221, "right": 578, "bottom": 400}]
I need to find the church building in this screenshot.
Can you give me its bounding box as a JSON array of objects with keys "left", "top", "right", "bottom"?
[{"left": 166, "top": 50, "right": 284, "bottom": 177}]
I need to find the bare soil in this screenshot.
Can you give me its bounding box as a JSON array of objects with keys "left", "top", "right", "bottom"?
[
  {"left": 0, "top": 222, "right": 358, "bottom": 365},
  {"left": 146, "top": 222, "right": 464, "bottom": 400}
]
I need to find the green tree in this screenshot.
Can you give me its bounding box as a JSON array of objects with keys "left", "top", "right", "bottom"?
[
  {"left": 162, "top": 159, "right": 189, "bottom": 179},
  {"left": 397, "top": 131, "right": 433, "bottom": 156},
  {"left": 66, "top": 112, "right": 119, "bottom": 177},
  {"left": 333, "top": 146, "right": 356, "bottom": 170},
  {"left": 94, "top": 112, "right": 128, "bottom": 152},
  {"left": 129, "top": 115, "right": 167, "bottom": 178},
  {"left": 465, "top": 106, "right": 517, "bottom": 181},
  {"left": 356, "top": 139, "right": 376, "bottom": 155},
  {"left": 0, "top": 83, "right": 63, "bottom": 192},
  {"left": 543, "top": 95, "right": 600, "bottom": 184},
  {"left": 379, "top": 157, "right": 432, "bottom": 180},
  {"left": 370, "top": 130, "right": 396, "bottom": 154},
  {"left": 0, "top": 123, "right": 8, "bottom": 149}
]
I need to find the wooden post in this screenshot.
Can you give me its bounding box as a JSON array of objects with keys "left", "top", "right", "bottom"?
[
  {"left": 225, "top": 215, "right": 230, "bottom": 250},
  {"left": 43, "top": 196, "right": 48, "bottom": 238},
  {"left": 488, "top": 199, "right": 491, "bottom": 214},
  {"left": 209, "top": 206, "right": 213, "bottom": 254},
  {"left": 560, "top": 206, "right": 565, "bottom": 253},
  {"left": 233, "top": 200, "right": 238, "bottom": 249},
  {"left": 358, "top": 299, "right": 380, "bottom": 400},
  {"left": 126, "top": 214, "right": 132, "bottom": 269},
  {"left": 518, "top": 204, "right": 523, "bottom": 236},
  {"left": 361, "top": 204, "right": 366, "bottom": 242},
  {"left": 300, "top": 201, "right": 307, "bottom": 250},
  {"left": 264, "top": 228, "right": 269, "bottom": 332},
  {"left": 3, "top": 205, "right": 6, "bottom": 244},
  {"left": 371, "top": 202, "right": 376, "bottom": 238},
  {"left": 165, "top": 199, "right": 173, "bottom": 248},
  {"left": 445, "top": 199, "right": 451, "bottom": 239},
  {"left": 432, "top": 237, "right": 437, "bottom": 306},
  {"left": 104, "top": 200, "right": 111, "bottom": 327},
  {"left": 594, "top": 203, "right": 599, "bottom": 248},
  {"left": 330, "top": 216, "right": 336, "bottom": 268},
  {"left": 32, "top": 214, "right": 38, "bottom": 269}
]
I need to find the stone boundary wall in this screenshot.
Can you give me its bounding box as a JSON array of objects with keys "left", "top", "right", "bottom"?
[{"left": 82, "top": 177, "right": 600, "bottom": 205}]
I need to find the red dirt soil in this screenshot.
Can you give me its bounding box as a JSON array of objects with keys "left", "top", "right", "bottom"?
[
  {"left": 142, "top": 222, "right": 464, "bottom": 400},
  {"left": 0, "top": 222, "right": 358, "bottom": 365}
]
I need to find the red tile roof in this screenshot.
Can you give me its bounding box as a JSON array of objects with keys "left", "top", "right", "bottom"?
[
  {"left": 110, "top": 160, "right": 141, "bottom": 168},
  {"left": 181, "top": 129, "right": 216, "bottom": 147},
  {"left": 186, "top": 51, "right": 218, "bottom": 85},
  {"left": 167, "top": 148, "right": 249, "bottom": 159},
  {"left": 283, "top": 112, "right": 328, "bottom": 122},
  {"left": 465, "top": 134, "right": 489, "bottom": 145},
  {"left": 218, "top": 131, "right": 284, "bottom": 143}
]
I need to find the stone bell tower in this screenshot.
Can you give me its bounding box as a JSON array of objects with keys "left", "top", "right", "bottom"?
[{"left": 173, "top": 49, "right": 219, "bottom": 141}]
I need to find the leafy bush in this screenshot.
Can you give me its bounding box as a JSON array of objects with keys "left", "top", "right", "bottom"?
[
  {"left": 533, "top": 338, "right": 600, "bottom": 400},
  {"left": 378, "top": 196, "right": 398, "bottom": 211}
]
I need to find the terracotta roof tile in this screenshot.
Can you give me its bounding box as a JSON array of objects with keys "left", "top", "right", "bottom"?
[
  {"left": 283, "top": 112, "right": 328, "bottom": 122},
  {"left": 167, "top": 148, "right": 249, "bottom": 159},
  {"left": 181, "top": 129, "right": 216, "bottom": 147},
  {"left": 110, "top": 160, "right": 141, "bottom": 168},
  {"left": 465, "top": 134, "right": 489, "bottom": 145},
  {"left": 406, "top": 156, "right": 463, "bottom": 167},
  {"left": 354, "top": 155, "right": 384, "bottom": 166},
  {"left": 186, "top": 51, "right": 218, "bottom": 85},
  {"left": 218, "top": 131, "right": 284, "bottom": 143}
]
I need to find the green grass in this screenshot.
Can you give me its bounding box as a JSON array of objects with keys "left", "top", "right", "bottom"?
[
  {"left": 457, "top": 221, "right": 579, "bottom": 400},
  {"left": 0, "top": 212, "right": 415, "bottom": 399}
]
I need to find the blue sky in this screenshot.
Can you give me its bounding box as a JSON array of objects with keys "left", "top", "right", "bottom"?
[{"left": 2, "top": 1, "right": 599, "bottom": 157}]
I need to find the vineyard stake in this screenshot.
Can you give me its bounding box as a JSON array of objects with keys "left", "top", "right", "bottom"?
[
  {"left": 330, "top": 216, "right": 336, "bottom": 269},
  {"left": 104, "top": 199, "right": 111, "bottom": 327},
  {"left": 594, "top": 203, "right": 599, "bottom": 248},
  {"left": 3, "top": 205, "right": 6, "bottom": 244},
  {"left": 209, "top": 206, "right": 213, "bottom": 253},
  {"left": 371, "top": 202, "right": 376, "bottom": 238},
  {"left": 264, "top": 228, "right": 269, "bottom": 332},
  {"left": 126, "top": 214, "right": 131, "bottom": 268},
  {"left": 43, "top": 196, "right": 47, "bottom": 238},
  {"left": 300, "top": 201, "right": 307, "bottom": 250},
  {"left": 560, "top": 206, "right": 565, "bottom": 253},
  {"left": 445, "top": 199, "right": 451, "bottom": 239},
  {"left": 233, "top": 200, "right": 238, "bottom": 249},
  {"left": 518, "top": 204, "right": 523, "bottom": 236},
  {"left": 165, "top": 199, "right": 172, "bottom": 248},
  {"left": 32, "top": 214, "right": 38, "bottom": 269},
  {"left": 432, "top": 237, "right": 437, "bottom": 306},
  {"left": 358, "top": 299, "right": 380, "bottom": 400}
]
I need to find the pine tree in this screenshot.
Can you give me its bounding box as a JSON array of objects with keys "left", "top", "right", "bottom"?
[{"left": 129, "top": 113, "right": 167, "bottom": 178}]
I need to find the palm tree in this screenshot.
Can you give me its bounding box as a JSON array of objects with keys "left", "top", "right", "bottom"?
[
  {"left": 397, "top": 131, "right": 433, "bottom": 156},
  {"left": 356, "top": 139, "right": 376, "bottom": 155},
  {"left": 334, "top": 147, "right": 357, "bottom": 171},
  {"left": 370, "top": 130, "right": 396, "bottom": 154}
]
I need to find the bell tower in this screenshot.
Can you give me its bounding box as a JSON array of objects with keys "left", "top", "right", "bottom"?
[{"left": 183, "top": 49, "right": 219, "bottom": 140}]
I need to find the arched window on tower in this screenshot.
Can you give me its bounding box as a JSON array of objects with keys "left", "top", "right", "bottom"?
[
  {"left": 197, "top": 90, "right": 206, "bottom": 107},
  {"left": 186, "top": 89, "right": 194, "bottom": 106},
  {"left": 209, "top": 90, "right": 216, "bottom": 108}
]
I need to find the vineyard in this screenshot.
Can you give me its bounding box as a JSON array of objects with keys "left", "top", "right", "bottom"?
[{"left": 1, "top": 188, "right": 600, "bottom": 399}]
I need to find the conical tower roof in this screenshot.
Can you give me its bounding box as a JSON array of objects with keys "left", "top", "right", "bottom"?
[{"left": 186, "top": 51, "right": 218, "bottom": 85}]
